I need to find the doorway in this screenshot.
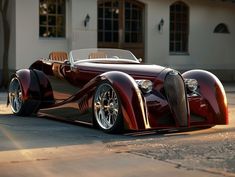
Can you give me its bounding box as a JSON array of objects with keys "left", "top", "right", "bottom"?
[{"left": 98, "top": 0, "right": 145, "bottom": 60}]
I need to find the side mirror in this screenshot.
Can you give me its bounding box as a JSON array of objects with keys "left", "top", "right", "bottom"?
[
  {"left": 63, "top": 60, "right": 70, "bottom": 65},
  {"left": 138, "top": 58, "right": 143, "bottom": 63}
]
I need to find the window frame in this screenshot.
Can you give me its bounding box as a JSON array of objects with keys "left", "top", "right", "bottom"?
[
  {"left": 214, "top": 23, "right": 230, "bottom": 34},
  {"left": 97, "top": 0, "right": 145, "bottom": 46},
  {"left": 39, "top": 0, "right": 66, "bottom": 38},
  {"left": 169, "top": 1, "right": 189, "bottom": 55}
]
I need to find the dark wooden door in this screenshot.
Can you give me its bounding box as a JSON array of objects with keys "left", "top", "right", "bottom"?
[{"left": 98, "top": 0, "right": 145, "bottom": 60}]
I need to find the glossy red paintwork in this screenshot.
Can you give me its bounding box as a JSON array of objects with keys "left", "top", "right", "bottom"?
[
  {"left": 14, "top": 58, "right": 228, "bottom": 131},
  {"left": 182, "top": 70, "right": 228, "bottom": 125}
]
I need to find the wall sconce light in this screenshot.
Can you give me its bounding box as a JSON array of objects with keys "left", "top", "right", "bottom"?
[
  {"left": 84, "top": 14, "right": 90, "bottom": 27},
  {"left": 158, "top": 18, "right": 164, "bottom": 31}
]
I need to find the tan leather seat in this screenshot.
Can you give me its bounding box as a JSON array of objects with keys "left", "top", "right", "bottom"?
[
  {"left": 49, "top": 51, "right": 68, "bottom": 61},
  {"left": 88, "top": 51, "right": 107, "bottom": 59}
]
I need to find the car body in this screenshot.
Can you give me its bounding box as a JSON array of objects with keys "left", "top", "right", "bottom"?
[{"left": 8, "top": 48, "right": 228, "bottom": 133}]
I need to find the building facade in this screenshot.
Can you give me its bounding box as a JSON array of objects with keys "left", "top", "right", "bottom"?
[{"left": 1, "top": 0, "right": 235, "bottom": 81}]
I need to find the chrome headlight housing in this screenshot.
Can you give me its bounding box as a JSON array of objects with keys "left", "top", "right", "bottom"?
[
  {"left": 136, "top": 80, "right": 153, "bottom": 94},
  {"left": 185, "top": 79, "right": 198, "bottom": 92}
]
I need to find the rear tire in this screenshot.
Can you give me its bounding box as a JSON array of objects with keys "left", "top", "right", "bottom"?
[
  {"left": 93, "top": 81, "right": 123, "bottom": 134},
  {"left": 8, "top": 77, "right": 39, "bottom": 116}
]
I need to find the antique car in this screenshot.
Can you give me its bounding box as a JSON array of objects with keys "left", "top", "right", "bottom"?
[{"left": 8, "top": 48, "right": 228, "bottom": 133}]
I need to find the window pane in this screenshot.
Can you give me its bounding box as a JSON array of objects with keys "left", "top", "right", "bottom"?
[
  {"left": 105, "top": 8, "right": 112, "bottom": 18},
  {"left": 48, "top": 27, "right": 56, "bottom": 37},
  {"left": 131, "top": 32, "right": 138, "bottom": 42},
  {"left": 40, "top": 15, "right": 47, "bottom": 25},
  {"left": 132, "top": 21, "right": 139, "bottom": 32},
  {"left": 125, "top": 32, "right": 130, "bottom": 43},
  {"left": 125, "top": 9, "right": 131, "bottom": 19},
  {"left": 125, "top": 20, "right": 130, "bottom": 32},
  {"left": 48, "top": 16, "right": 56, "bottom": 26},
  {"left": 113, "top": 20, "right": 118, "bottom": 30},
  {"left": 57, "top": 16, "right": 64, "bottom": 26},
  {"left": 176, "top": 23, "right": 181, "bottom": 31},
  {"left": 137, "top": 33, "right": 142, "bottom": 42},
  {"left": 170, "top": 14, "right": 175, "bottom": 22},
  {"left": 105, "top": 32, "right": 112, "bottom": 42},
  {"left": 48, "top": 3, "right": 56, "bottom": 14},
  {"left": 98, "top": 19, "right": 103, "bottom": 30},
  {"left": 169, "top": 2, "right": 189, "bottom": 53},
  {"left": 113, "top": 8, "right": 119, "bottom": 19},
  {"left": 175, "top": 42, "right": 181, "bottom": 51},
  {"left": 113, "top": 32, "right": 118, "bottom": 42},
  {"left": 98, "top": 7, "right": 103, "bottom": 18},
  {"left": 132, "top": 9, "right": 138, "bottom": 20},
  {"left": 98, "top": 31, "right": 103, "bottom": 42},
  {"left": 105, "top": 19, "right": 112, "bottom": 30},
  {"left": 125, "top": 2, "right": 130, "bottom": 9},
  {"left": 170, "top": 22, "right": 175, "bottom": 31},
  {"left": 57, "top": 27, "right": 65, "bottom": 37},
  {"left": 170, "top": 42, "right": 174, "bottom": 52},
  {"left": 175, "top": 4, "right": 181, "bottom": 12},
  {"left": 175, "top": 32, "right": 181, "bottom": 41},
  {"left": 57, "top": 2, "right": 65, "bottom": 14},
  {"left": 113, "top": 1, "right": 119, "bottom": 8},
  {"left": 40, "top": 27, "right": 47, "bottom": 37},
  {"left": 40, "top": 0, "right": 48, "bottom": 14}
]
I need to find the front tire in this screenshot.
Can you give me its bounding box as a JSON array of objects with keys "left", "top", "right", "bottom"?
[
  {"left": 93, "top": 82, "right": 123, "bottom": 134},
  {"left": 8, "top": 77, "right": 39, "bottom": 116}
]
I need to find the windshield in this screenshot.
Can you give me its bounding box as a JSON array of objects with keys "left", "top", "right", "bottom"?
[{"left": 69, "top": 48, "right": 138, "bottom": 63}]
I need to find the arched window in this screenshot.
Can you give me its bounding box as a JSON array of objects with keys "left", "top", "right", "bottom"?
[
  {"left": 169, "top": 1, "right": 189, "bottom": 54},
  {"left": 214, "top": 23, "right": 230, "bottom": 33}
]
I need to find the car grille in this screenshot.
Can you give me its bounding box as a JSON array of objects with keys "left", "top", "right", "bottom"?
[{"left": 164, "top": 71, "right": 189, "bottom": 127}]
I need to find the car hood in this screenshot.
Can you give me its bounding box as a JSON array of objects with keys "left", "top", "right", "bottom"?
[{"left": 75, "top": 61, "right": 167, "bottom": 80}]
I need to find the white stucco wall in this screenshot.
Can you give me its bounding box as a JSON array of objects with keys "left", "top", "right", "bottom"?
[
  {"left": 70, "top": 0, "right": 97, "bottom": 50},
  {"left": 141, "top": 0, "right": 235, "bottom": 71},
  {"left": 189, "top": 0, "right": 235, "bottom": 70},
  {"left": 15, "top": 0, "right": 69, "bottom": 69}
]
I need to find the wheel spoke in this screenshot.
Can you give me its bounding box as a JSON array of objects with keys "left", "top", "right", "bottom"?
[{"left": 15, "top": 98, "right": 20, "bottom": 112}]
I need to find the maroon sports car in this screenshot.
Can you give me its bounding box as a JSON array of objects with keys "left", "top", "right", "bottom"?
[{"left": 8, "top": 48, "right": 228, "bottom": 133}]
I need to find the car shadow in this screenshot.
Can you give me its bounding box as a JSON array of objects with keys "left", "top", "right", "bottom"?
[{"left": 0, "top": 113, "right": 234, "bottom": 152}]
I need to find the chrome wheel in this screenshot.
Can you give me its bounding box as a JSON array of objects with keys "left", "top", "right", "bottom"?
[
  {"left": 94, "top": 83, "right": 119, "bottom": 130},
  {"left": 9, "top": 78, "right": 23, "bottom": 114}
]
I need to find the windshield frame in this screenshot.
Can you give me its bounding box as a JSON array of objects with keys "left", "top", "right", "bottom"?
[{"left": 69, "top": 48, "right": 139, "bottom": 66}]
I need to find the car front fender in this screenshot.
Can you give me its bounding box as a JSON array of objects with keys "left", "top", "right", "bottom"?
[
  {"left": 100, "top": 71, "right": 151, "bottom": 130},
  {"left": 182, "top": 69, "right": 228, "bottom": 124}
]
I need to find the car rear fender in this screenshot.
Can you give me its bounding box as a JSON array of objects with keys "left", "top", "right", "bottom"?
[
  {"left": 8, "top": 69, "right": 54, "bottom": 109},
  {"left": 7, "top": 69, "right": 41, "bottom": 113},
  {"left": 182, "top": 69, "right": 228, "bottom": 124}
]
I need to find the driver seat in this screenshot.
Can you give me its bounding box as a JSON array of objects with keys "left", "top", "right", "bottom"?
[
  {"left": 49, "top": 51, "right": 68, "bottom": 61},
  {"left": 88, "top": 51, "right": 107, "bottom": 59}
]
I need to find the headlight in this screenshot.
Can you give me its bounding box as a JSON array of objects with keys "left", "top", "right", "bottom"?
[
  {"left": 185, "top": 79, "right": 198, "bottom": 92},
  {"left": 136, "top": 80, "right": 153, "bottom": 93}
]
